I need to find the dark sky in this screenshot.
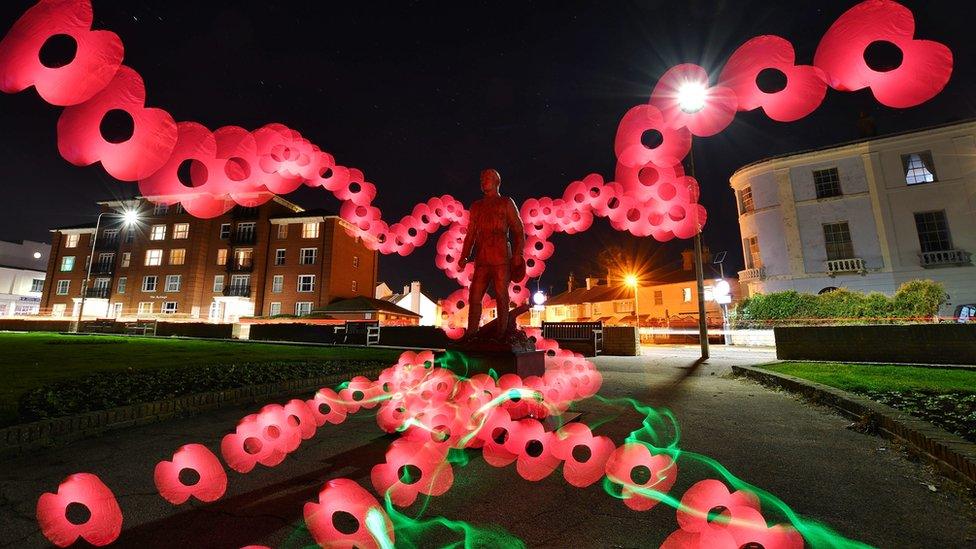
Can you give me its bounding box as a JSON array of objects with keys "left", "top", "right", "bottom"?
[{"left": 1, "top": 0, "right": 972, "bottom": 298}]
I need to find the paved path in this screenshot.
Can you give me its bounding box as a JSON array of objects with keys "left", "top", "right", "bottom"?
[{"left": 1, "top": 346, "right": 974, "bottom": 548}]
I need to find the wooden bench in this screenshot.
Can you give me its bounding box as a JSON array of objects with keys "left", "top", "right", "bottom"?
[
  {"left": 124, "top": 320, "right": 157, "bottom": 336},
  {"left": 542, "top": 321, "right": 603, "bottom": 356},
  {"left": 334, "top": 320, "right": 381, "bottom": 346},
  {"left": 81, "top": 320, "right": 119, "bottom": 334}
]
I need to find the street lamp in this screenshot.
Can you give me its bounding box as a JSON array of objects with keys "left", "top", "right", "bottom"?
[
  {"left": 74, "top": 208, "right": 141, "bottom": 331},
  {"left": 624, "top": 273, "right": 640, "bottom": 330},
  {"left": 677, "top": 82, "right": 707, "bottom": 114}
]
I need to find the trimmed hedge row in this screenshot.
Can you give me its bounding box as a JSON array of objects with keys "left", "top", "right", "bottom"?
[
  {"left": 18, "top": 360, "right": 387, "bottom": 422},
  {"left": 732, "top": 280, "right": 946, "bottom": 327}
]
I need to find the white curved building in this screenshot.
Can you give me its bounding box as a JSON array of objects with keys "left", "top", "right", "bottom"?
[{"left": 730, "top": 120, "right": 976, "bottom": 317}]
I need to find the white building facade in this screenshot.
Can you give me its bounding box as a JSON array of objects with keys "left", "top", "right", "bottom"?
[
  {"left": 0, "top": 240, "right": 50, "bottom": 316},
  {"left": 375, "top": 281, "right": 441, "bottom": 326},
  {"left": 730, "top": 120, "right": 976, "bottom": 316}
]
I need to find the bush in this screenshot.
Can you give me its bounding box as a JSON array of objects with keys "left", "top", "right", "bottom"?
[{"left": 732, "top": 279, "right": 945, "bottom": 327}]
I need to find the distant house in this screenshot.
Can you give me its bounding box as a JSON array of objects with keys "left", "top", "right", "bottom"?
[
  {"left": 319, "top": 295, "right": 420, "bottom": 325},
  {"left": 376, "top": 281, "right": 441, "bottom": 326}
]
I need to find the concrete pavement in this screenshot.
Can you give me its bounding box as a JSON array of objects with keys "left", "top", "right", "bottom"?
[{"left": 1, "top": 345, "right": 974, "bottom": 548}]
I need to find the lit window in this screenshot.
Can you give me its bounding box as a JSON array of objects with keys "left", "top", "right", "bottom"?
[
  {"left": 60, "top": 256, "right": 75, "bottom": 272},
  {"left": 902, "top": 152, "right": 937, "bottom": 185},
  {"left": 65, "top": 234, "right": 80, "bottom": 248},
  {"left": 745, "top": 236, "right": 762, "bottom": 269},
  {"left": 219, "top": 223, "right": 231, "bottom": 239},
  {"left": 217, "top": 249, "right": 228, "bottom": 265},
  {"left": 682, "top": 288, "right": 692, "bottom": 303},
  {"left": 300, "top": 248, "right": 317, "bottom": 264},
  {"left": 352, "top": 280, "right": 358, "bottom": 292},
  {"left": 165, "top": 274, "right": 182, "bottom": 292},
  {"left": 295, "top": 302, "right": 313, "bottom": 316},
  {"left": 153, "top": 203, "right": 169, "bottom": 215},
  {"left": 277, "top": 224, "right": 288, "bottom": 239},
  {"left": 150, "top": 224, "right": 166, "bottom": 240},
  {"left": 31, "top": 279, "right": 44, "bottom": 293},
  {"left": 117, "top": 277, "right": 127, "bottom": 294},
  {"left": 269, "top": 302, "right": 282, "bottom": 316},
  {"left": 169, "top": 248, "right": 185, "bottom": 265},
  {"left": 823, "top": 222, "right": 854, "bottom": 261},
  {"left": 142, "top": 276, "right": 158, "bottom": 292},
  {"left": 137, "top": 302, "right": 154, "bottom": 314},
  {"left": 145, "top": 249, "right": 163, "bottom": 266},
  {"left": 121, "top": 252, "right": 131, "bottom": 268},
  {"left": 275, "top": 249, "right": 286, "bottom": 266},
  {"left": 272, "top": 275, "right": 284, "bottom": 293},
  {"left": 298, "top": 275, "right": 315, "bottom": 293},
  {"left": 739, "top": 186, "right": 754, "bottom": 214},
  {"left": 162, "top": 302, "right": 178, "bottom": 314},
  {"left": 213, "top": 275, "right": 225, "bottom": 293},
  {"left": 56, "top": 280, "right": 70, "bottom": 295},
  {"left": 172, "top": 223, "right": 189, "bottom": 239},
  {"left": 302, "top": 222, "right": 319, "bottom": 239},
  {"left": 353, "top": 255, "right": 360, "bottom": 268},
  {"left": 813, "top": 168, "right": 842, "bottom": 199}
]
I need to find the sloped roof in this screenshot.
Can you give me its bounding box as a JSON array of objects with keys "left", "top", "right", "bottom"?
[
  {"left": 321, "top": 296, "right": 420, "bottom": 317},
  {"left": 547, "top": 284, "right": 632, "bottom": 306}
]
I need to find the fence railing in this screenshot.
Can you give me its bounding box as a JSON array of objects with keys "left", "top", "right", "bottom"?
[
  {"left": 825, "top": 257, "right": 865, "bottom": 276},
  {"left": 738, "top": 266, "right": 766, "bottom": 281}
]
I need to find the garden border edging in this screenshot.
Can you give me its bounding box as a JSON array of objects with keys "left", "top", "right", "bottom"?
[
  {"left": 732, "top": 364, "right": 976, "bottom": 489},
  {"left": 0, "top": 368, "right": 382, "bottom": 458}
]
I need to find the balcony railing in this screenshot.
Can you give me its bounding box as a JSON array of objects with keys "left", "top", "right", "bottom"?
[
  {"left": 232, "top": 206, "right": 259, "bottom": 220},
  {"left": 85, "top": 287, "right": 111, "bottom": 299},
  {"left": 920, "top": 249, "right": 972, "bottom": 268},
  {"left": 738, "top": 266, "right": 766, "bottom": 282},
  {"left": 227, "top": 261, "right": 254, "bottom": 273},
  {"left": 223, "top": 284, "right": 251, "bottom": 297},
  {"left": 826, "top": 257, "right": 866, "bottom": 276},
  {"left": 231, "top": 232, "right": 256, "bottom": 245},
  {"left": 91, "top": 262, "right": 115, "bottom": 275},
  {"left": 94, "top": 237, "right": 119, "bottom": 250}
]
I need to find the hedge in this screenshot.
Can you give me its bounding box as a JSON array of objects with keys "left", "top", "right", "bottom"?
[{"left": 732, "top": 279, "right": 946, "bottom": 327}]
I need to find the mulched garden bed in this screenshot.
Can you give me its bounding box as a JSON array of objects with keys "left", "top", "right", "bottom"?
[{"left": 857, "top": 390, "right": 976, "bottom": 443}]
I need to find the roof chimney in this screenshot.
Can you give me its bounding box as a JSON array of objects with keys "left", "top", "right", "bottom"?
[
  {"left": 585, "top": 277, "right": 602, "bottom": 290},
  {"left": 681, "top": 249, "right": 695, "bottom": 271},
  {"left": 567, "top": 272, "right": 576, "bottom": 292}
]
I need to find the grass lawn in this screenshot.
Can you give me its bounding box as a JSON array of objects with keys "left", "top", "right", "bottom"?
[
  {"left": 761, "top": 361, "right": 976, "bottom": 393},
  {"left": 0, "top": 332, "right": 402, "bottom": 425}
]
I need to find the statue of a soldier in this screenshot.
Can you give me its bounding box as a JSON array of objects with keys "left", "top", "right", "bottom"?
[{"left": 458, "top": 169, "right": 525, "bottom": 340}]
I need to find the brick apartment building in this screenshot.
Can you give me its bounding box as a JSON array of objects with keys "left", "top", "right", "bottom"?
[{"left": 40, "top": 196, "right": 378, "bottom": 322}]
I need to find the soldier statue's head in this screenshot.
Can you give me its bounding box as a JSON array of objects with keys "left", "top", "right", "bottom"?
[{"left": 480, "top": 168, "right": 501, "bottom": 196}]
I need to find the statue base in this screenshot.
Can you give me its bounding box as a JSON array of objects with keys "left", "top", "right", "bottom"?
[{"left": 438, "top": 348, "right": 545, "bottom": 378}]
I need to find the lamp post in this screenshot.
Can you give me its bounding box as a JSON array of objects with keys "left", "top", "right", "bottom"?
[
  {"left": 677, "top": 82, "right": 710, "bottom": 360},
  {"left": 74, "top": 209, "right": 140, "bottom": 331},
  {"left": 624, "top": 273, "right": 639, "bottom": 338}
]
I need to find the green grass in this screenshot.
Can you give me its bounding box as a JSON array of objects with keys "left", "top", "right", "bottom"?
[
  {"left": 0, "top": 332, "right": 402, "bottom": 425},
  {"left": 761, "top": 361, "right": 976, "bottom": 393}
]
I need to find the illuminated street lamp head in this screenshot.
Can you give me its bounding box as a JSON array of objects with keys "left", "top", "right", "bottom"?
[
  {"left": 532, "top": 291, "right": 547, "bottom": 306},
  {"left": 122, "top": 209, "right": 140, "bottom": 226},
  {"left": 677, "top": 82, "right": 707, "bottom": 114},
  {"left": 624, "top": 274, "right": 638, "bottom": 288}
]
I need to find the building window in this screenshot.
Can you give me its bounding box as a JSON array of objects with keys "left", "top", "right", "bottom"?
[
  {"left": 213, "top": 275, "right": 225, "bottom": 293},
  {"left": 173, "top": 223, "right": 189, "bottom": 239},
  {"left": 52, "top": 303, "right": 66, "bottom": 317},
  {"left": 65, "top": 234, "right": 80, "bottom": 248},
  {"left": 275, "top": 249, "right": 286, "bottom": 266},
  {"left": 217, "top": 249, "right": 228, "bottom": 265},
  {"left": 174, "top": 203, "right": 185, "bottom": 214},
  {"left": 295, "top": 302, "right": 313, "bottom": 316},
  {"left": 150, "top": 224, "right": 166, "bottom": 240},
  {"left": 117, "top": 277, "right": 127, "bottom": 294},
  {"left": 138, "top": 302, "right": 154, "bottom": 315},
  {"left": 739, "top": 186, "right": 754, "bottom": 214},
  {"left": 97, "top": 252, "right": 115, "bottom": 267},
  {"left": 165, "top": 274, "right": 182, "bottom": 292},
  {"left": 353, "top": 255, "right": 360, "bottom": 268},
  {"left": 653, "top": 290, "right": 663, "bottom": 306},
  {"left": 142, "top": 275, "right": 158, "bottom": 292},
  {"left": 169, "top": 248, "right": 186, "bottom": 265},
  {"left": 813, "top": 168, "right": 842, "bottom": 199},
  {"left": 269, "top": 302, "right": 282, "bottom": 316},
  {"left": 60, "top": 256, "right": 75, "bottom": 272},
  {"left": 233, "top": 249, "right": 253, "bottom": 270},
  {"left": 31, "top": 279, "right": 44, "bottom": 293},
  {"left": 162, "top": 302, "right": 178, "bottom": 314},
  {"left": 300, "top": 248, "right": 317, "bottom": 264},
  {"left": 121, "top": 252, "right": 131, "bottom": 268},
  {"left": 914, "top": 211, "right": 952, "bottom": 253},
  {"left": 277, "top": 224, "right": 288, "bottom": 239},
  {"left": 302, "top": 222, "right": 319, "bottom": 239},
  {"left": 145, "top": 249, "right": 163, "bottom": 266},
  {"left": 352, "top": 280, "right": 358, "bottom": 292},
  {"left": 298, "top": 275, "right": 315, "bottom": 293},
  {"left": 56, "top": 280, "right": 70, "bottom": 295},
  {"left": 682, "top": 288, "right": 692, "bottom": 303},
  {"left": 103, "top": 228, "right": 119, "bottom": 241},
  {"left": 124, "top": 229, "right": 135, "bottom": 243},
  {"left": 230, "top": 274, "right": 250, "bottom": 292},
  {"left": 235, "top": 222, "right": 256, "bottom": 243},
  {"left": 219, "top": 223, "right": 231, "bottom": 239},
  {"left": 823, "top": 222, "right": 855, "bottom": 261},
  {"left": 272, "top": 275, "right": 284, "bottom": 293},
  {"left": 153, "top": 203, "right": 169, "bottom": 215},
  {"left": 902, "top": 151, "right": 937, "bottom": 185},
  {"left": 744, "top": 236, "right": 762, "bottom": 269}
]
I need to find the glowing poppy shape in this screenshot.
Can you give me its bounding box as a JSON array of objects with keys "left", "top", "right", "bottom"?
[
  {"left": 675, "top": 479, "right": 760, "bottom": 533},
  {"left": 525, "top": 235, "right": 555, "bottom": 261},
  {"left": 550, "top": 423, "right": 616, "bottom": 487},
  {"left": 306, "top": 388, "right": 349, "bottom": 426},
  {"left": 340, "top": 200, "right": 380, "bottom": 231},
  {"left": 283, "top": 399, "right": 318, "bottom": 440},
  {"left": 615, "top": 160, "right": 685, "bottom": 203},
  {"left": 813, "top": 0, "right": 953, "bottom": 108},
  {"left": 339, "top": 376, "right": 382, "bottom": 414},
  {"left": 310, "top": 158, "right": 351, "bottom": 192},
  {"left": 0, "top": 0, "right": 123, "bottom": 106},
  {"left": 504, "top": 419, "right": 561, "bottom": 481},
  {"left": 476, "top": 407, "right": 518, "bottom": 467},
  {"left": 718, "top": 36, "right": 827, "bottom": 122},
  {"left": 57, "top": 66, "right": 177, "bottom": 181},
  {"left": 649, "top": 64, "right": 737, "bottom": 137},
  {"left": 219, "top": 406, "right": 301, "bottom": 473},
  {"left": 252, "top": 124, "right": 305, "bottom": 195},
  {"left": 604, "top": 443, "right": 678, "bottom": 511},
  {"left": 661, "top": 505, "right": 803, "bottom": 549},
  {"left": 370, "top": 440, "right": 454, "bottom": 507},
  {"left": 303, "top": 478, "right": 395, "bottom": 549},
  {"left": 153, "top": 444, "right": 227, "bottom": 505},
  {"left": 211, "top": 125, "right": 267, "bottom": 207},
  {"left": 36, "top": 473, "right": 123, "bottom": 547}
]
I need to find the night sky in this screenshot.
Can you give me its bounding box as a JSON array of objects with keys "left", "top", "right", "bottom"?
[{"left": 0, "top": 0, "right": 972, "bottom": 298}]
